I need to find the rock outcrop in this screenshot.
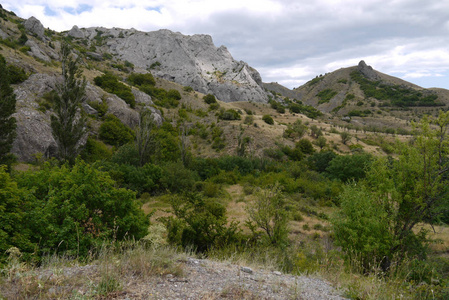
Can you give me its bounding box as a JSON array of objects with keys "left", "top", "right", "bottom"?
[
  {"left": 12, "top": 74, "right": 163, "bottom": 162},
  {"left": 68, "top": 25, "right": 85, "bottom": 39},
  {"left": 357, "top": 60, "right": 380, "bottom": 81},
  {"left": 24, "top": 16, "right": 45, "bottom": 40},
  {"left": 70, "top": 27, "right": 269, "bottom": 103}
]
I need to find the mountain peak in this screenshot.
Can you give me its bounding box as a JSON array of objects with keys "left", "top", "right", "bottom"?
[{"left": 357, "top": 60, "right": 380, "bottom": 81}]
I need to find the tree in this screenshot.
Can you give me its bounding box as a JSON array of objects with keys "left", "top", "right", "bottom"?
[
  {"left": 51, "top": 42, "right": 87, "bottom": 164},
  {"left": 340, "top": 131, "right": 351, "bottom": 145},
  {"left": 0, "top": 54, "right": 17, "bottom": 168},
  {"left": 246, "top": 184, "right": 289, "bottom": 246},
  {"left": 332, "top": 111, "right": 449, "bottom": 271},
  {"left": 135, "top": 109, "right": 156, "bottom": 166},
  {"left": 314, "top": 136, "right": 327, "bottom": 149}
]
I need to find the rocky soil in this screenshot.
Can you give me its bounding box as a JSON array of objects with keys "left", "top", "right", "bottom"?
[{"left": 9, "top": 257, "right": 347, "bottom": 300}]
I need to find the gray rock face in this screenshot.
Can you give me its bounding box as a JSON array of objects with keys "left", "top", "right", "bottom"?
[
  {"left": 73, "top": 27, "right": 269, "bottom": 103},
  {"left": 358, "top": 60, "right": 380, "bottom": 81},
  {"left": 24, "top": 16, "right": 45, "bottom": 40},
  {"left": 12, "top": 74, "right": 163, "bottom": 162},
  {"left": 68, "top": 25, "right": 85, "bottom": 39},
  {"left": 12, "top": 74, "right": 58, "bottom": 162}
]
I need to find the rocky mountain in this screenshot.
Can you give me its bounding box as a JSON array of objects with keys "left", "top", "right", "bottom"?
[
  {"left": 66, "top": 26, "right": 268, "bottom": 103},
  {"left": 269, "top": 60, "right": 449, "bottom": 117}
]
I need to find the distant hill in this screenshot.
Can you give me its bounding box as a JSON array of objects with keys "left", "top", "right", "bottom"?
[{"left": 266, "top": 61, "right": 449, "bottom": 117}]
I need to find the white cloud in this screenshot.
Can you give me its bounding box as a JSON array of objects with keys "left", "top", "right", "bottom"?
[{"left": 2, "top": 0, "right": 449, "bottom": 89}]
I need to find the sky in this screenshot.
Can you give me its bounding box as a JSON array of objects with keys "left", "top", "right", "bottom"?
[{"left": 2, "top": 0, "right": 449, "bottom": 90}]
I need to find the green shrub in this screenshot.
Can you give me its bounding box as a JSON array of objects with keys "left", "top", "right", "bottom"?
[
  {"left": 15, "top": 160, "right": 149, "bottom": 258},
  {"left": 94, "top": 73, "right": 135, "bottom": 108},
  {"left": 88, "top": 99, "right": 108, "bottom": 118},
  {"left": 160, "top": 161, "right": 199, "bottom": 193},
  {"left": 203, "top": 94, "right": 217, "bottom": 104},
  {"left": 127, "top": 72, "right": 156, "bottom": 87},
  {"left": 262, "top": 115, "right": 274, "bottom": 125},
  {"left": 0, "top": 166, "right": 34, "bottom": 263},
  {"left": 162, "top": 193, "right": 239, "bottom": 252},
  {"left": 219, "top": 109, "right": 241, "bottom": 120},
  {"left": 326, "top": 153, "right": 373, "bottom": 182},
  {"left": 316, "top": 89, "right": 337, "bottom": 104},
  {"left": 80, "top": 137, "right": 112, "bottom": 162},
  {"left": 243, "top": 115, "right": 254, "bottom": 125},
  {"left": 296, "top": 139, "right": 315, "bottom": 154},
  {"left": 7, "top": 64, "right": 29, "bottom": 84},
  {"left": 99, "top": 114, "right": 135, "bottom": 146},
  {"left": 183, "top": 86, "right": 194, "bottom": 92}
]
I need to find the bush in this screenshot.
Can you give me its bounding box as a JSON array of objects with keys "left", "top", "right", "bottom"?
[
  {"left": 262, "top": 115, "right": 274, "bottom": 125},
  {"left": 160, "top": 161, "right": 199, "bottom": 193},
  {"left": 162, "top": 193, "right": 239, "bottom": 252},
  {"left": 296, "top": 139, "right": 315, "bottom": 155},
  {"left": 127, "top": 72, "right": 156, "bottom": 87},
  {"left": 99, "top": 114, "right": 135, "bottom": 146},
  {"left": 219, "top": 109, "right": 241, "bottom": 120},
  {"left": 15, "top": 160, "right": 149, "bottom": 258},
  {"left": 94, "top": 73, "right": 136, "bottom": 108},
  {"left": 203, "top": 94, "right": 217, "bottom": 104},
  {"left": 81, "top": 137, "right": 112, "bottom": 162},
  {"left": 7, "top": 64, "right": 28, "bottom": 84},
  {"left": 243, "top": 115, "right": 254, "bottom": 125},
  {"left": 326, "top": 153, "right": 373, "bottom": 182}
]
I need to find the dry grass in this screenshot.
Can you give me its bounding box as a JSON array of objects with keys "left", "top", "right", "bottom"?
[{"left": 0, "top": 243, "right": 187, "bottom": 299}]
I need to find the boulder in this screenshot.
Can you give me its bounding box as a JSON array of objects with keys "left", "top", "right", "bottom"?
[
  {"left": 68, "top": 25, "right": 85, "bottom": 39},
  {"left": 357, "top": 60, "right": 380, "bottom": 81},
  {"left": 24, "top": 16, "right": 45, "bottom": 40}
]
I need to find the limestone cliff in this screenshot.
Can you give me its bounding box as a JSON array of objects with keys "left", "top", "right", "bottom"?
[{"left": 68, "top": 27, "right": 269, "bottom": 103}]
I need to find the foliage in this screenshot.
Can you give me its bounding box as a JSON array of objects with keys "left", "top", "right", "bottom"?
[
  {"left": 332, "top": 183, "right": 394, "bottom": 271},
  {"left": 0, "top": 55, "right": 17, "bottom": 167},
  {"left": 160, "top": 161, "right": 199, "bottom": 193},
  {"left": 80, "top": 137, "right": 112, "bottom": 162},
  {"left": 135, "top": 109, "right": 156, "bottom": 166},
  {"left": 50, "top": 43, "right": 88, "bottom": 164},
  {"left": 283, "top": 119, "right": 307, "bottom": 140},
  {"left": 94, "top": 73, "right": 135, "bottom": 108},
  {"left": 101, "top": 161, "right": 163, "bottom": 196},
  {"left": 99, "top": 114, "right": 135, "bottom": 147},
  {"left": 14, "top": 160, "right": 149, "bottom": 258},
  {"left": 333, "top": 112, "right": 449, "bottom": 272},
  {"left": 340, "top": 131, "right": 351, "bottom": 145},
  {"left": 203, "top": 94, "right": 217, "bottom": 104},
  {"left": 314, "top": 136, "right": 327, "bottom": 149},
  {"left": 162, "top": 193, "right": 240, "bottom": 252},
  {"left": 0, "top": 166, "right": 34, "bottom": 263},
  {"left": 316, "top": 89, "right": 337, "bottom": 104},
  {"left": 326, "top": 153, "right": 372, "bottom": 182},
  {"left": 127, "top": 72, "right": 156, "bottom": 87},
  {"left": 296, "top": 139, "right": 315, "bottom": 155},
  {"left": 350, "top": 71, "right": 441, "bottom": 107},
  {"left": 246, "top": 184, "right": 289, "bottom": 246},
  {"left": 262, "top": 114, "right": 274, "bottom": 125},
  {"left": 87, "top": 99, "right": 108, "bottom": 118},
  {"left": 6, "top": 64, "right": 28, "bottom": 84},
  {"left": 219, "top": 108, "right": 241, "bottom": 120},
  {"left": 139, "top": 85, "right": 181, "bottom": 108}
]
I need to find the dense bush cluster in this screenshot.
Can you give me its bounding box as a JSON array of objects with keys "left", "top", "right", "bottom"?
[
  {"left": 94, "top": 73, "right": 136, "bottom": 108},
  {"left": 350, "top": 71, "right": 441, "bottom": 107}
]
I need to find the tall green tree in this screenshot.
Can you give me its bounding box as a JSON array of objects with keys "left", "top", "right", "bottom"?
[
  {"left": 332, "top": 111, "right": 449, "bottom": 271},
  {"left": 51, "top": 41, "right": 87, "bottom": 163},
  {"left": 0, "top": 54, "right": 17, "bottom": 167},
  {"left": 135, "top": 109, "right": 156, "bottom": 166}
]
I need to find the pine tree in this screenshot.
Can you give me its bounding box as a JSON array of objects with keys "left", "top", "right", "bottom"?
[
  {"left": 0, "top": 54, "right": 17, "bottom": 167},
  {"left": 51, "top": 41, "right": 87, "bottom": 163}
]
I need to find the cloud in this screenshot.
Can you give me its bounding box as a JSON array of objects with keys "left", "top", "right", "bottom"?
[{"left": 2, "top": 0, "right": 449, "bottom": 89}]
